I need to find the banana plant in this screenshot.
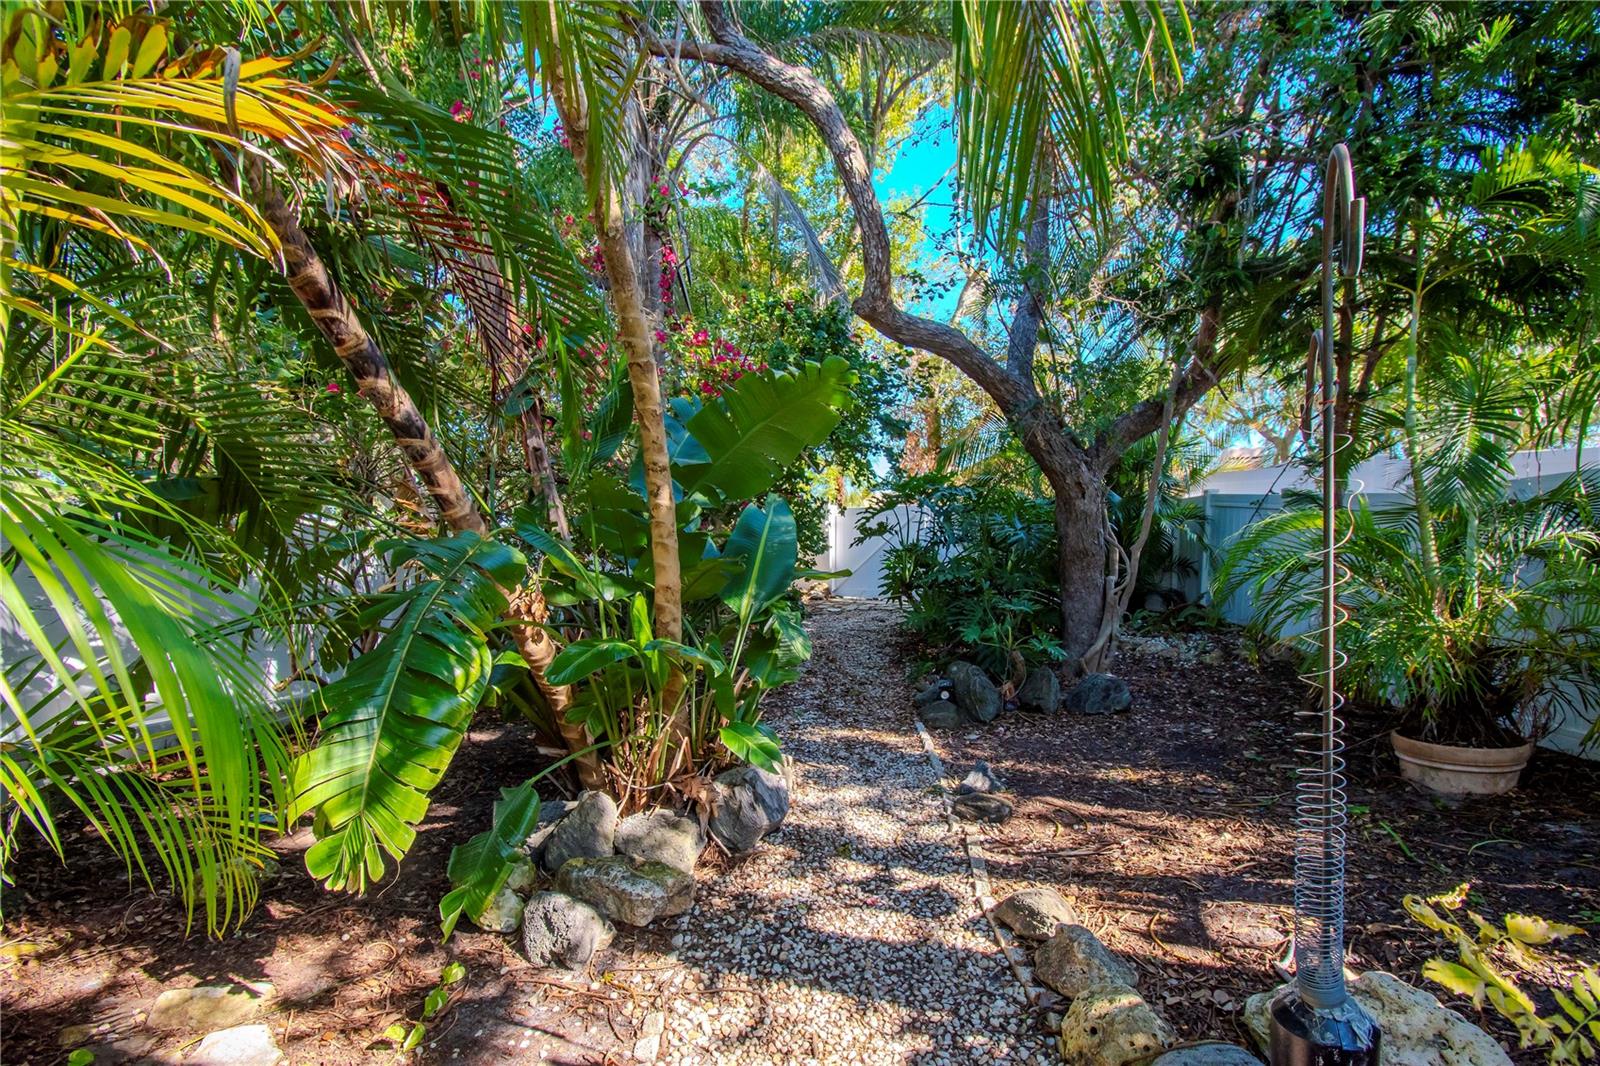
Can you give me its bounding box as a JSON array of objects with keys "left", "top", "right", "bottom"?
[
  {"left": 512, "top": 360, "right": 855, "bottom": 804},
  {"left": 288, "top": 533, "right": 527, "bottom": 892}
]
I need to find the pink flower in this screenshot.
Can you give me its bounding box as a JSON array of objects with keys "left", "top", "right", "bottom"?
[
  {"left": 325, "top": 382, "right": 341, "bottom": 394},
  {"left": 692, "top": 329, "right": 709, "bottom": 345},
  {"left": 450, "top": 99, "right": 464, "bottom": 117},
  {"left": 395, "top": 151, "right": 407, "bottom": 164},
  {"left": 654, "top": 329, "right": 668, "bottom": 343}
]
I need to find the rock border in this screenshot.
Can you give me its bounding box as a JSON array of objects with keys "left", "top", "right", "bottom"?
[{"left": 913, "top": 719, "right": 1049, "bottom": 1011}]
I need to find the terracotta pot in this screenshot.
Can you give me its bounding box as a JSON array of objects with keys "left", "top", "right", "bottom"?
[{"left": 1390, "top": 731, "right": 1535, "bottom": 796}]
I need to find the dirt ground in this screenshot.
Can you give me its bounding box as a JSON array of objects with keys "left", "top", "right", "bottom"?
[
  {"left": 932, "top": 626, "right": 1600, "bottom": 1060},
  {"left": 3, "top": 603, "right": 1597, "bottom": 1065}
]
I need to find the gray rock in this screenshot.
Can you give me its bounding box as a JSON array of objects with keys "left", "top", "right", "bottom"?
[
  {"left": 947, "top": 660, "right": 1001, "bottom": 723},
  {"left": 1017, "top": 668, "right": 1062, "bottom": 713},
  {"left": 1065, "top": 673, "right": 1132, "bottom": 715},
  {"left": 615, "top": 809, "right": 704, "bottom": 874},
  {"left": 148, "top": 983, "right": 272, "bottom": 1031},
  {"left": 993, "top": 888, "right": 1075, "bottom": 940},
  {"left": 919, "top": 700, "right": 963, "bottom": 730},
  {"left": 708, "top": 764, "right": 790, "bottom": 853},
  {"left": 540, "top": 791, "right": 618, "bottom": 874},
  {"left": 1151, "top": 1043, "right": 1262, "bottom": 1066},
  {"left": 957, "top": 759, "right": 1005, "bottom": 795},
  {"left": 914, "top": 680, "right": 952, "bottom": 707},
  {"left": 556, "top": 856, "right": 696, "bottom": 927},
  {"left": 1059, "top": 983, "right": 1176, "bottom": 1066},
  {"left": 952, "top": 792, "right": 1013, "bottom": 823},
  {"left": 1243, "top": 972, "right": 1511, "bottom": 1066},
  {"left": 472, "top": 885, "right": 526, "bottom": 933},
  {"left": 521, "top": 891, "right": 615, "bottom": 970},
  {"left": 524, "top": 798, "right": 574, "bottom": 866},
  {"left": 1035, "top": 925, "right": 1138, "bottom": 997},
  {"left": 188, "top": 1024, "right": 285, "bottom": 1066}
]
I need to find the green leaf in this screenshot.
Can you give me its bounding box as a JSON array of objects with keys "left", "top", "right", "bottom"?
[
  {"left": 676, "top": 359, "right": 855, "bottom": 503},
  {"left": 547, "top": 638, "right": 639, "bottom": 686},
  {"left": 289, "top": 534, "right": 512, "bottom": 893},
  {"left": 719, "top": 721, "right": 783, "bottom": 773},
  {"left": 721, "top": 496, "right": 799, "bottom": 624},
  {"left": 439, "top": 782, "right": 542, "bottom": 939}
]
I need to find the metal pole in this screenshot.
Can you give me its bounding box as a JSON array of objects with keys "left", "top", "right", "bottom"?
[{"left": 1268, "top": 143, "right": 1380, "bottom": 1066}]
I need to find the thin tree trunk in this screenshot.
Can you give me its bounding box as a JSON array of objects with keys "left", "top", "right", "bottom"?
[{"left": 242, "top": 158, "right": 604, "bottom": 789}]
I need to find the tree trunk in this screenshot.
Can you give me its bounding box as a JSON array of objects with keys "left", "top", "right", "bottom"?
[{"left": 242, "top": 157, "right": 604, "bottom": 790}]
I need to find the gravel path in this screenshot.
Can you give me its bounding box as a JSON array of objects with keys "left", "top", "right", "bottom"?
[{"left": 617, "top": 601, "right": 1053, "bottom": 1066}]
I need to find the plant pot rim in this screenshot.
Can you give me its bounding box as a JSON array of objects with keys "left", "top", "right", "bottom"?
[{"left": 1389, "top": 730, "right": 1536, "bottom": 756}]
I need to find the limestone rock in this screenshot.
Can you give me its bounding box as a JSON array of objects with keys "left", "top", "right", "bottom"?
[
  {"left": 615, "top": 809, "right": 704, "bottom": 874},
  {"left": 1017, "top": 668, "right": 1062, "bottom": 713},
  {"left": 948, "top": 660, "right": 1001, "bottom": 723},
  {"left": 524, "top": 798, "right": 573, "bottom": 867},
  {"left": 952, "top": 792, "right": 1013, "bottom": 823},
  {"left": 148, "top": 983, "right": 271, "bottom": 1031},
  {"left": 521, "top": 891, "right": 615, "bottom": 970},
  {"left": 919, "top": 700, "right": 963, "bottom": 730},
  {"left": 1243, "top": 973, "right": 1512, "bottom": 1066},
  {"left": 1036, "top": 925, "right": 1138, "bottom": 997},
  {"left": 472, "top": 886, "right": 526, "bottom": 933},
  {"left": 556, "top": 856, "right": 695, "bottom": 927},
  {"left": 540, "top": 791, "right": 618, "bottom": 874},
  {"left": 1152, "top": 1043, "right": 1262, "bottom": 1066},
  {"left": 993, "top": 888, "right": 1075, "bottom": 940},
  {"left": 503, "top": 855, "right": 539, "bottom": 895},
  {"left": 708, "top": 764, "right": 790, "bottom": 853},
  {"left": 1059, "top": 983, "right": 1176, "bottom": 1066},
  {"left": 957, "top": 760, "right": 1006, "bottom": 795},
  {"left": 188, "top": 1023, "right": 284, "bottom": 1066},
  {"left": 1065, "top": 674, "right": 1132, "bottom": 715}
]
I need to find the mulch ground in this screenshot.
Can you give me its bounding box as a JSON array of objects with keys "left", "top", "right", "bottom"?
[
  {"left": 3, "top": 602, "right": 1597, "bottom": 1065},
  {"left": 931, "top": 624, "right": 1600, "bottom": 1063}
]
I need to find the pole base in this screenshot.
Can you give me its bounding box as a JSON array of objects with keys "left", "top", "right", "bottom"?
[{"left": 1268, "top": 985, "right": 1381, "bottom": 1066}]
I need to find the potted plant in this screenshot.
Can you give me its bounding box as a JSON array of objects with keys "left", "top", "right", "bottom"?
[{"left": 1217, "top": 355, "right": 1600, "bottom": 795}]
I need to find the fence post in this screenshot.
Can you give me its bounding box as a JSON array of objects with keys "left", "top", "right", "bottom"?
[{"left": 1199, "top": 489, "right": 1215, "bottom": 605}]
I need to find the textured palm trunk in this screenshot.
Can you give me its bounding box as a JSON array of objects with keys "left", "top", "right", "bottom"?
[{"left": 243, "top": 158, "right": 604, "bottom": 789}]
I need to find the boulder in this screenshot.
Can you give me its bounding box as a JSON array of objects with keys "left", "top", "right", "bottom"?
[
  {"left": 521, "top": 891, "right": 615, "bottom": 970},
  {"left": 556, "top": 856, "right": 696, "bottom": 927},
  {"left": 1243, "top": 972, "right": 1512, "bottom": 1066},
  {"left": 919, "top": 700, "right": 963, "bottom": 730},
  {"left": 993, "top": 888, "right": 1075, "bottom": 941},
  {"left": 540, "top": 791, "right": 618, "bottom": 874},
  {"left": 1151, "top": 1043, "right": 1262, "bottom": 1066},
  {"left": 615, "top": 809, "right": 704, "bottom": 874},
  {"left": 948, "top": 660, "right": 1001, "bottom": 723},
  {"left": 708, "top": 764, "right": 790, "bottom": 852},
  {"left": 524, "top": 798, "right": 574, "bottom": 867},
  {"left": 957, "top": 760, "right": 1006, "bottom": 795},
  {"left": 188, "top": 1024, "right": 285, "bottom": 1066},
  {"left": 914, "top": 680, "right": 952, "bottom": 707},
  {"left": 952, "top": 792, "right": 1013, "bottom": 823},
  {"left": 1036, "top": 925, "right": 1138, "bottom": 997},
  {"left": 148, "top": 983, "right": 272, "bottom": 1031},
  {"left": 1065, "top": 673, "right": 1132, "bottom": 715},
  {"left": 1059, "top": 983, "right": 1176, "bottom": 1066},
  {"left": 1017, "top": 668, "right": 1062, "bottom": 713},
  {"left": 471, "top": 885, "right": 526, "bottom": 933}
]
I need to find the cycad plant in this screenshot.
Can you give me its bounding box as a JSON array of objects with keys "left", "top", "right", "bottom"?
[{"left": 1216, "top": 352, "right": 1600, "bottom": 749}]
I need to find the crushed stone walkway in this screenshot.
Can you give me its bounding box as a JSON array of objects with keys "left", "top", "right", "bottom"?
[{"left": 616, "top": 600, "right": 1053, "bottom": 1066}]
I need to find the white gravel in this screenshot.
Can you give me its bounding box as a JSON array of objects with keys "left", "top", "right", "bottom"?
[{"left": 609, "top": 601, "right": 1056, "bottom": 1065}]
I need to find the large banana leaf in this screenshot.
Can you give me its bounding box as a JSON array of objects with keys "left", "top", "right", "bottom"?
[
  {"left": 720, "top": 496, "right": 799, "bottom": 625},
  {"left": 289, "top": 533, "right": 526, "bottom": 893},
  {"left": 675, "top": 357, "right": 856, "bottom": 504}
]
